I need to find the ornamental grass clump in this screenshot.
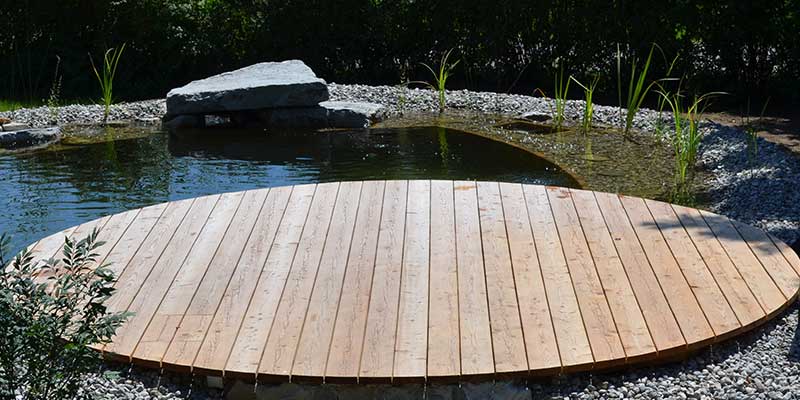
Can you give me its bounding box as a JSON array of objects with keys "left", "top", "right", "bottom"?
[
  {"left": 552, "top": 66, "right": 571, "bottom": 129},
  {"left": 420, "top": 49, "right": 460, "bottom": 113},
  {"left": 89, "top": 44, "right": 125, "bottom": 125},
  {"left": 0, "top": 230, "right": 131, "bottom": 400},
  {"left": 570, "top": 74, "right": 600, "bottom": 133},
  {"left": 617, "top": 44, "right": 664, "bottom": 135},
  {"left": 657, "top": 89, "right": 722, "bottom": 188}
]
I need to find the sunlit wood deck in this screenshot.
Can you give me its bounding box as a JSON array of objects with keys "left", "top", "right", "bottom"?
[{"left": 25, "top": 181, "right": 800, "bottom": 383}]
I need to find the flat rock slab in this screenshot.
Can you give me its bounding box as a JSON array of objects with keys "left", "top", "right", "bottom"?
[
  {"left": 267, "top": 101, "right": 385, "bottom": 129},
  {"left": 1, "top": 122, "right": 31, "bottom": 132},
  {"left": 0, "top": 127, "right": 60, "bottom": 149},
  {"left": 166, "top": 60, "right": 329, "bottom": 116}
]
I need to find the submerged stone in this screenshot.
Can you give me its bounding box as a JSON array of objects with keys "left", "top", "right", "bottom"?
[
  {"left": 266, "top": 101, "right": 385, "bottom": 129},
  {"left": 165, "top": 60, "right": 329, "bottom": 116},
  {"left": 0, "top": 127, "right": 60, "bottom": 149}
]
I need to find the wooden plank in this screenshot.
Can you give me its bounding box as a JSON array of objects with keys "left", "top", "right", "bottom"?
[
  {"left": 499, "top": 182, "right": 559, "bottom": 374},
  {"left": 105, "top": 195, "right": 220, "bottom": 360},
  {"left": 768, "top": 234, "right": 800, "bottom": 277},
  {"left": 116, "top": 192, "right": 242, "bottom": 360},
  {"left": 546, "top": 186, "right": 626, "bottom": 366},
  {"left": 476, "top": 181, "right": 528, "bottom": 375},
  {"left": 645, "top": 199, "right": 740, "bottom": 337},
  {"left": 393, "top": 180, "right": 430, "bottom": 381},
  {"left": 426, "top": 180, "right": 461, "bottom": 380},
  {"left": 453, "top": 181, "right": 494, "bottom": 377},
  {"left": 593, "top": 191, "right": 687, "bottom": 353},
  {"left": 192, "top": 186, "right": 292, "bottom": 375},
  {"left": 225, "top": 184, "right": 316, "bottom": 378},
  {"left": 104, "top": 198, "right": 195, "bottom": 317},
  {"left": 733, "top": 221, "right": 800, "bottom": 300},
  {"left": 523, "top": 184, "right": 592, "bottom": 370},
  {"left": 325, "top": 181, "right": 385, "bottom": 382},
  {"left": 92, "top": 209, "right": 142, "bottom": 268},
  {"left": 570, "top": 189, "right": 656, "bottom": 359},
  {"left": 671, "top": 204, "right": 764, "bottom": 326},
  {"left": 701, "top": 211, "right": 786, "bottom": 314},
  {"left": 101, "top": 203, "right": 169, "bottom": 281},
  {"left": 619, "top": 195, "right": 714, "bottom": 347},
  {"left": 257, "top": 182, "right": 341, "bottom": 380},
  {"left": 160, "top": 189, "right": 271, "bottom": 369},
  {"left": 290, "top": 181, "right": 366, "bottom": 381},
  {"left": 359, "top": 180, "right": 408, "bottom": 382}
]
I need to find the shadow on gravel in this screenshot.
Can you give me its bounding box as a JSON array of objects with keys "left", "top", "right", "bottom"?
[{"left": 528, "top": 302, "right": 800, "bottom": 398}]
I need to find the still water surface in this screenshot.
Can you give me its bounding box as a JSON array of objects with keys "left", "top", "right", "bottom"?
[{"left": 0, "top": 126, "right": 578, "bottom": 253}]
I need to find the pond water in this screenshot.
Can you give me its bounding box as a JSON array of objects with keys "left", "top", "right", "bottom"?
[{"left": 0, "top": 126, "right": 579, "bottom": 254}]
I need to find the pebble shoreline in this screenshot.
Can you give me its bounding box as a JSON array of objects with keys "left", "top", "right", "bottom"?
[{"left": 2, "top": 85, "right": 799, "bottom": 399}]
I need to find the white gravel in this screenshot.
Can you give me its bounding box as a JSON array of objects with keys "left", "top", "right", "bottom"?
[{"left": 2, "top": 85, "right": 798, "bottom": 399}]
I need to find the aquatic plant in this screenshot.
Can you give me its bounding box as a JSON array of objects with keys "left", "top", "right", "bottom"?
[
  {"left": 570, "top": 74, "right": 600, "bottom": 133},
  {"left": 617, "top": 44, "right": 658, "bottom": 135},
  {"left": 420, "top": 49, "right": 460, "bottom": 113},
  {"left": 89, "top": 44, "right": 126, "bottom": 124},
  {"left": 45, "top": 56, "right": 62, "bottom": 126},
  {"left": 653, "top": 54, "right": 680, "bottom": 139},
  {"left": 657, "top": 89, "right": 722, "bottom": 188},
  {"left": 552, "top": 66, "right": 571, "bottom": 129},
  {"left": 0, "top": 230, "right": 131, "bottom": 400},
  {"left": 742, "top": 97, "right": 770, "bottom": 161}
]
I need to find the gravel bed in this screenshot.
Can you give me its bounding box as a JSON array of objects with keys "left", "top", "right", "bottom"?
[{"left": 2, "top": 85, "right": 799, "bottom": 399}]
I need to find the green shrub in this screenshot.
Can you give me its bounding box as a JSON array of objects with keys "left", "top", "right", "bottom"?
[{"left": 0, "top": 230, "right": 130, "bottom": 400}]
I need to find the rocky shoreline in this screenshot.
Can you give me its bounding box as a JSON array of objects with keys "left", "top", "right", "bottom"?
[{"left": 2, "top": 84, "right": 799, "bottom": 399}]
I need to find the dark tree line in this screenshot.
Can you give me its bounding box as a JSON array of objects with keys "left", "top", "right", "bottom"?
[{"left": 1, "top": 0, "right": 797, "bottom": 106}]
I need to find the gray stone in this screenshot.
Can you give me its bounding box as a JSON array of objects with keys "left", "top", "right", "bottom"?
[
  {"left": 0, "top": 122, "right": 30, "bottom": 131},
  {"left": 266, "top": 101, "right": 385, "bottom": 129},
  {"left": 163, "top": 114, "right": 205, "bottom": 130},
  {"left": 0, "top": 127, "right": 60, "bottom": 149},
  {"left": 166, "top": 60, "right": 329, "bottom": 116}
]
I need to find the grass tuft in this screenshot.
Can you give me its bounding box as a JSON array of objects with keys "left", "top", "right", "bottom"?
[
  {"left": 89, "top": 44, "right": 126, "bottom": 124},
  {"left": 570, "top": 74, "right": 600, "bottom": 133},
  {"left": 419, "top": 49, "right": 460, "bottom": 114}
]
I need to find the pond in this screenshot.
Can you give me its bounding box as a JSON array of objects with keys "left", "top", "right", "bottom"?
[{"left": 0, "top": 126, "right": 579, "bottom": 254}]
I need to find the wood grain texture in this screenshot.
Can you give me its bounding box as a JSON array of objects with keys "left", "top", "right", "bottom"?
[
  {"left": 359, "top": 180, "right": 407, "bottom": 381},
  {"left": 325, "top": 181, "right": 386, "bottom": 382},
  {"left": 523, "top": 184, "right": 592, "bottom": 370},
  {"left": 547, "top": 186, "right": 626, "bottom": 366},
  {"left": 499, "top": 183, "right": 560, "bottom": 373},
  {"left": 26, "top": 182, "right": 799, "bottom": 382}
]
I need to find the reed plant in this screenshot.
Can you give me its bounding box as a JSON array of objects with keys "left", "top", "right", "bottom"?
[
  {"left": 654, "top": 54, "right": 680, "bottom": 138},
  {"left": 553, "top": 66, "right": 571, "bottom": 129},
  {"left": 570, "top": 74, "right": 600, "bottom": 133},
  {"left": 420, "top": 49, "right": 460, "bottom": 113},
  {"left": 657, "top": 89, "right": 722, "bottom": 187},
  {"left": 617, "top": 44, "right": 659, "bottom": 135},
  {"left": 45, "top": 56, "right": 62, "bottom": 126},
  {"left": 89, "top": 44, "right": 126, "bottom": 124},
  {"left": 742, "top": 97, "right": 770, "bottom": 161}
]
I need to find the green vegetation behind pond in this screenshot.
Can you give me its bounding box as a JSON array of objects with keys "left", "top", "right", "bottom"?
[{"left": 1, "top": 1, "right": 797, "bottom": 106}]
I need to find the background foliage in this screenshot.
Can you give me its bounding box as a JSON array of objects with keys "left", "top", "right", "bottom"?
[{"left": 0, "top": 0, "right": 797, "bottom": 106}]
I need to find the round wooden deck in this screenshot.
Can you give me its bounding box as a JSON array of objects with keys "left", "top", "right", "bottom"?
[{"left": 25, "top": 181, "right": 800, "bottom": 383}]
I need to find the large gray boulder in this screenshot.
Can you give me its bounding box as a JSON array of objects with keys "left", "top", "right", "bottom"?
[
  {"left": 0, "top": 127, "right": 60, "bottom": 149},
  {"left": 165, "top": 60, "right": 329, "bottom": 116}
]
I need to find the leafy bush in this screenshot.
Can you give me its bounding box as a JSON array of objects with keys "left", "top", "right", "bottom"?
[{"left": 0, "top": 231, "right": 130, "bottom": 400}]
